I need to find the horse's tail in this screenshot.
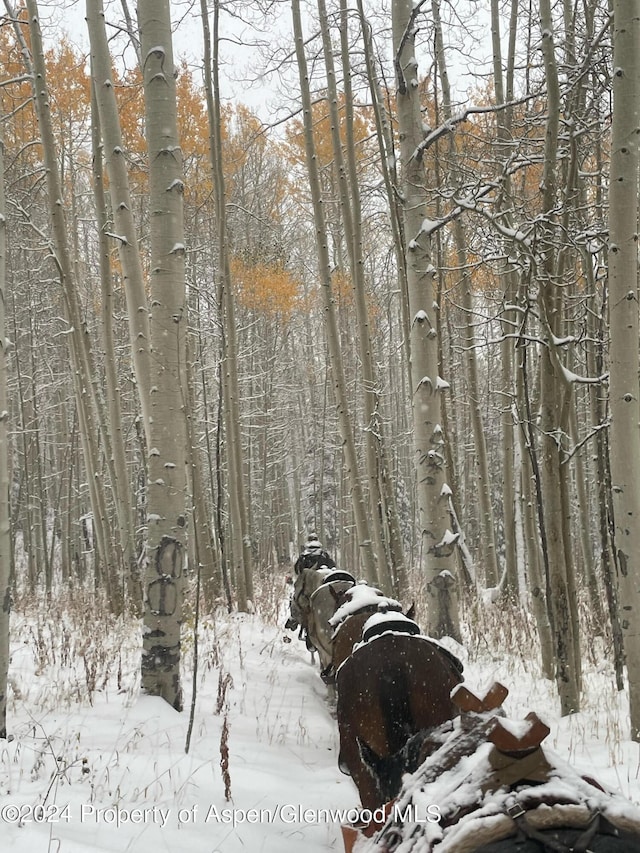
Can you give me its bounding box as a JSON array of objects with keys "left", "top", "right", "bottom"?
[
  {"left": 380, "top": 668, "right": 412, "bottom": 753},
  {"left": 357, "top": 672, "right": 413, "bottom": 806}
]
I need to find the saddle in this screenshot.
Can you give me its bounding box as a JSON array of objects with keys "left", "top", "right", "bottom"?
[
  {"left": 360, "top": 614, "right": 421, "bottom": 642},
  {"left": 359, "top": 616, "right": 464, "bottom": 677},
  {"left": 318, "top": 569, "right": 357, "bottom": 587}
]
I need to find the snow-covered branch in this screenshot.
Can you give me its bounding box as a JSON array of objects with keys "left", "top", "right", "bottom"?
[{"left": 412, "top": 93, "right": 541, "bottom": 162}]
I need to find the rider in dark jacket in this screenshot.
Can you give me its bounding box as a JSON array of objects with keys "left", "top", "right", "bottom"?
[
  {"left": 286, "top": 535, "right": 336, "bottom": 636},
  {"left": 293, "top": 534, "right": 336, "bottom": 575}
]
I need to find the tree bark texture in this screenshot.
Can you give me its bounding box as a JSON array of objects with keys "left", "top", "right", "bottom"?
[
  {"left": 86, "top": 0, "right": 152, "bottom": 437},
  {"left": 608, "top": 0, "right": 640, "bottom": 740},
  {"left": 392, "top": 0, "right": 460, "bottom": 640},
  {"left": 138, "top": 0, "right": 188, "bottom": 711},
  {"left": 0, "top": 107, "right": 10, "bottom": 739}
]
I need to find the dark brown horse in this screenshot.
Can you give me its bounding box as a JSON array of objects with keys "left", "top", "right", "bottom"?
[
  {"left": 331, "top": 598, "right": 416, "bottom": 677},
  {"left": 332, "top": 609, "right": 373, "bottom": 672},
  {"left": 348, "top": 686, "right": 640, "bottom": 853},
  {"left": 336, "top": 626, "right": 463, "bottom": 811},
  {"left": 326, "top": 582, "right": 410, "bottom": 680}
]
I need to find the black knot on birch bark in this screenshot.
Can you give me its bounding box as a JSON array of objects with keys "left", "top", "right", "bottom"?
[{"left": 154, "top": 535, "right": 184, "bottom": 578}]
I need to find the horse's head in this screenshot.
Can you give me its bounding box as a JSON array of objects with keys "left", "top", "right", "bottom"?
[
  {"left": 356, "top": 737, "right": 404, "bottom": 806},
  {"left": 355, "top": 722, "right": 452, "bottom": 806}
]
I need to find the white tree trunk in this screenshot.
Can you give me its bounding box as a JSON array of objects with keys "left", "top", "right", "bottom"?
[
  {"left": 536, "top": 0, "right": 581, "bottom": 715},
  {"left": 85, "top": 0, "right": 152, "bottom": 434},
  {"left": 291, "top": 0, "right": 378, "bottom": 584},
  {"left": 491, "top": 0, "right": 519, "bottom": 598},
  {"left": 392, "top": 0, "right": 460, "bottom": 639},
  {"left": 0, "top": 107, "right": 10, "bottom": 739},
  {"left": 318, "top": 0, "right": 399, "bottom": 591},
  {"left": 138, "top": 0, "right": 188, "bottom": 710},
  {"left": 609, "top": 0, "right": 640, "bottom": 740},
  {"left": 89, "top": 77, "right": 141, "bottom": 611},
  {"left": 201, "top": 0, "right": 254, "bottom": 609},
  {"left": 431, "top": 0, "right": 499, "bottom": 591}
]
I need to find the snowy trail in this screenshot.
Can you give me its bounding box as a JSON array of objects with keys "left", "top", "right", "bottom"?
[
  {"left": 1, "top": 606, "right": 640, "bottom": 852},
  {"left": 0, "top": 611, "right": 356, "bottom": 853}
]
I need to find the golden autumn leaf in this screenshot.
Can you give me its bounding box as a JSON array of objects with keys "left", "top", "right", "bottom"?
[
  {"left": 284, "top": 91, "right": 375, "bottom": 173},
  {"left": 231, "top": 255, "right": 301, "bottom": 320}
]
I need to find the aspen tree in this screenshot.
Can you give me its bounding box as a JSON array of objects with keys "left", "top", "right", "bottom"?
[
  {"left": 0, "top": 108, "right": 10, "bottom": 739},
  {"left": 431, "top": 0, "right": 499, "bottom": 591},
  {"left": 490, "top": 0, "right": 519, "bottom": 598},
  {"left": 85, "top": 0, "right": 152, "bottom": 431},
  {"left": 89, "top": 61, "right": 141, "bottom": 610},
  {"left": 536, "top": 0, "right": 581, "bottom": 714},
  {"left": 200, "top": 0, "right": 254, "bottom": 609},
  {"left": 609, "top": 0, "right": 640, "bottom": 740},
  {"left": 338, "top": 0, "right": 408, "bottom": 594},
  {"left": 291, "top": 0, "right": 377, "bottom": 584},
  {"left": 317, "top": 0, "right": 395, "bottom": 590},
  {"left": 392, "top": 0, "right": 460, "bottom": 638},
  {"left": 21, "top": 0, "right": 122, "bottom": 610},
  {"left": 138, "top": 0, "right": 188, "bottom": 709}
]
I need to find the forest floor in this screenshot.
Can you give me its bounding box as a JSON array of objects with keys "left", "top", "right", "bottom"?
[{"left": 0, "top": 581, "right": 639, "bottom": 853}]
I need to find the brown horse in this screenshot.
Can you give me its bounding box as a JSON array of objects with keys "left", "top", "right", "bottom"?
[
  {"left": 336, "top": 624, "right": 463, "bottom": 811},
  {"left": 353, "top": 742, "right": 640, "bottom": 853},
  {"left": 351, "top": 705, "right": 640, "bottom": 853},
  {"left": 332, "top": 609, "right": 373, "bottom": 673},
  {"left": 331, "top": 598, "right": 416, "bottom": 677}
]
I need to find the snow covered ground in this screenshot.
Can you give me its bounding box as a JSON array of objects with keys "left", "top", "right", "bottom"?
[{"left": 1, "top": 587, "right": 639, "bottom": 853}]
